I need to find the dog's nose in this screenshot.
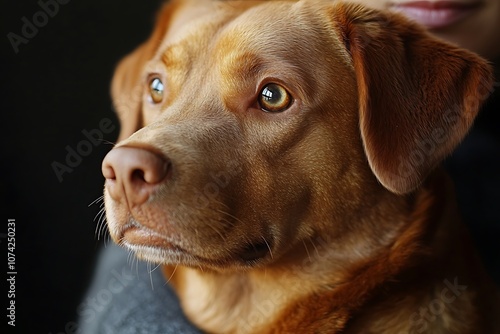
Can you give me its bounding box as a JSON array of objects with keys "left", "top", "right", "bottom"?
[{"left": 102, "top": 146, "right": 169, "bottom": 206}]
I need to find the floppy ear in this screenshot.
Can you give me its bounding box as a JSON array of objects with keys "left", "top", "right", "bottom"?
[
  {"left": 331, "top": 3, "right": 493, "bottom": 194},
  {"left": 111, "top": 3, "right": 175, "bottom": 142}
]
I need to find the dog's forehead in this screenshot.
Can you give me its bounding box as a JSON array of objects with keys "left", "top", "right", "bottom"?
[
  {"left": 217, "top": 2, "right": 333, "bottom": 55},
  {"left": 144, "top": 0, "right": 352, "bottom": 112},
  {"left": 157, "top": 1, "right": 227, "bottom": 52},
  {"left": 159, "top": 1, "right": 332, "bottom": 57},
  {"left": 159, "top": 2, "right": 343, "bottom": 82}
]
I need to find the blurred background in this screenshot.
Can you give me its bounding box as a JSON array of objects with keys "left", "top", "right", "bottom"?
[
  {"left": 2, "top": 1, "right": 161, "bottom": 333},
  {"left": 1, "top": 1, "right": 499, "bottom": 334}
]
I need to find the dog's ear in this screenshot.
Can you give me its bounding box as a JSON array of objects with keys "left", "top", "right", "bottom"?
[
  {"left": 111, "top": 4, "right": 174, "bottom": 142},
  {"left": 331, "top": 3, "right": 493, "bottom": 194}
]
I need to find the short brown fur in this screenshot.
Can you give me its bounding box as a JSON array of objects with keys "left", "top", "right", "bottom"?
[{"left": 104, "top": 1, "right": 499, "bottom": 333}]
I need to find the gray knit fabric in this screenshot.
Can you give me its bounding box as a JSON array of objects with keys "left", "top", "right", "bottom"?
[{"left": 78, "top": 243, "right": 201, "bottom": 334}]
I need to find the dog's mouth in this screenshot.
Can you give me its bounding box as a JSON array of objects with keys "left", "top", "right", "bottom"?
[
  {"left": 237, "top": 240, "right": 273, "bottom": 264},
  {"left": 118, "top": 223, "right": 190, "bottom": 264},
  {"left": 122, "top": 225, "right": 181, "bottom": 251},
  {"left": 117, "top": 219, "right": 274, "bottom": 268}
]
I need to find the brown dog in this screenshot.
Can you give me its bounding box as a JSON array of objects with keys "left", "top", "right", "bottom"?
[{"left": 102, "top": 0, "right": 500, "bottom": 333}]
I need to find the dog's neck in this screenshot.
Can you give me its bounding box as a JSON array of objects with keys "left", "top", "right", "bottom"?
[{"left": 164, "top": 172, "right": 450, "bottom": 334}]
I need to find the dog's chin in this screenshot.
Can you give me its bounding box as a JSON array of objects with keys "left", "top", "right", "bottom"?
[
  {"left": 124, "top": 242, "right": 272, "bottom": 271},
  {"left": 123, "top": 243, "right": 275, "bottom": 272},
  {"left": 123, "top": 242, "right": 197, "bottom": 265},
  {"left": 112, "top": 221, "right": 275, "bottom": 271}
]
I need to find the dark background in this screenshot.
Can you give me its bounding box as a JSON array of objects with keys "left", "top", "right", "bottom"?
[
  {"left": 1, "top": 1, "right": 499, "bottom": 334},
  {"left": 2, "top": 1, "right": 162, "bottom": 333}
]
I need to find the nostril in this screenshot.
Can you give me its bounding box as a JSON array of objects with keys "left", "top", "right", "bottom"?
[
  {"left": 102, "top": 146, "right": 171, "bottom": 205},
  {"left": 131, "top": 169, "right": 146, "bottom": 183},
  {"left": 136, "top": 157, "right": 170, "bottom": 185},
  {"left": 130, "top": 166, "right": 169, "bottom": 184},
  {"left": 102, "top": 164, "right": 117, "bottom": 180}
]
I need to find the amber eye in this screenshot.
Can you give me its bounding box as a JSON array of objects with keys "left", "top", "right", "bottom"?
[
  {"left": 149, "top": 77, "right": 164, "bottom": 104},
  {"left": 258, "top": 83, "right": 292, "bottom": 113}
]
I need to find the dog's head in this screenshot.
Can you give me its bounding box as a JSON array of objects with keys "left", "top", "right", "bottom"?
[{"left": 103, "top": 0, "right": 492, "bottom": 271}]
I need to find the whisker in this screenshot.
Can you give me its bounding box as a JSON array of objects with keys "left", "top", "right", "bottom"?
[
  {"left": 262, "top": 236, "right": 273, "bottom": 259},
  {"left": 104, "top": 232, "right": 111, "bottom": 248},
  {"left": 218, "top": 217, "right": 236, "bottom": 228},
  {"left": 100, "top": 139, "right": 116, "bottom": 146},
  {"left": 97, "top": 221, "right": 105, "bottom": 242},
  {"left": 127, "top": 248, "right": 135, "bottom": 267},
  {"left": 309, "top": 239, "right": 320, "bottom": 258},
  {"left": 127, "top": 251, "right": 138, "bottom": 277},
  {"left": 164, "top": 264, "right": 178, "bottom": 285},
  {"left": 147, "top": 262, "right": 154, "bottom": 290},
  {"left": 96, "top": 207, "right": 106, "bottom": 223},
  {"left": 206, "top": 221, "right": 227, "bottom": 241},
  {"left": 150, "top": 263, "right": 161, "bottom": 273},
  {"left": 215, "top": 208, "right": 243, "bottom": 225},
  {"left": 88, "top": 195, "right": 104, "bottom": 207},
  {"left": 97, "top": 217, "right": 108, "bottom": 242},
  {"left": 98, "top": 213, "right": 108, "bottom": 240},
  {"left": 302, "top": 240, "right": 312, "bottom": 262},
  {"left": 94, "top": 208, "right": 107, "bottom": 240},
  {"left": 210, "top": 198, "right": 231, "bottom": 211},
  {"left": 94, "top": 216, "right": 102, "bottom": 238}
]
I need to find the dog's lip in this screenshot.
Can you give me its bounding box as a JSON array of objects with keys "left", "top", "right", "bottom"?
[
  {"left": 124, "top": 228, "right": 272, "bottom": 263},
  {"left": 389, "top": 1, "right": 483, "bottom": 29},
  {"left": 122, "top": 225, "right": 183, "bottom": 251},
  {"left": 119, "top": 221, "right": 273, "bottom": 267}
]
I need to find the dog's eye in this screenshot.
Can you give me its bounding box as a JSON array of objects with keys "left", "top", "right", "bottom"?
[
  {"left": 149, "top": 77, "right": 164, "bottom": 104},
  {"left": 258, "top": 83, "right": 292, "bottom": 113}
]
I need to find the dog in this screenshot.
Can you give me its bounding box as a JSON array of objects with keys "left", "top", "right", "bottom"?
[{"left": 101, "top": 0, "right": 500, "bottom": 332}]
